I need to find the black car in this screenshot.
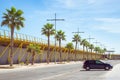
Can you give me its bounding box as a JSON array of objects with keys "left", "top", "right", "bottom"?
[{"left": 83, "top": 60, "right": 113, "bottom": 71}]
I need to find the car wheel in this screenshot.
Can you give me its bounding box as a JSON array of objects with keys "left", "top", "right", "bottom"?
[
  {"left": 86, "top": 66, "right": 90, "bottom": 71},
  {"left": 105, "top": 66, "right": 110, "bottom": 70}
]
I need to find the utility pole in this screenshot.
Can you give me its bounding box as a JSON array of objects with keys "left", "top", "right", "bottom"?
[
  {"left": 93, "top": 40, "right": 100, "bottom": 59},
  {"left": 93, "top": 40, "right": 100, "bottom": 47},
  {"left": 47, "top": 13, "right": 64, "bottom": 63},
  {"left": 72, "top": 28, "right": 84, "bottom": 61},
  {"left": 86, "top": 35, "right": 94, "bottom": 52},
  {"left": 87, "top": 35, "right": 94, "bottom": 44},
  {"left": 93, "top": 40, "right": 100, "bottom": 53},
  {"left": 72, "top": 27, "right": 84, "bottom": 50},
  {"left": 72, "top": 27, "right": 84, "bottom": 34},
  {"left": 99, "top": 44, "right": 106, "bottom": 49}
]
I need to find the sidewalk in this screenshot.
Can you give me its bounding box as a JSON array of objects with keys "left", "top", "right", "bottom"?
[{"left": 0, "top": 61, "right": 83, "bottom": 73}]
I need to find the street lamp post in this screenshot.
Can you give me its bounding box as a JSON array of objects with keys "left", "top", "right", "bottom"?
[{"left": 47, "top": 13, "right": 64, "bottom": 63}]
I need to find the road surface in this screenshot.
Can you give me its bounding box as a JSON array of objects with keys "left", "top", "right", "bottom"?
[{"left": 0, "top": 60, "right": 120, "bottom": 80}]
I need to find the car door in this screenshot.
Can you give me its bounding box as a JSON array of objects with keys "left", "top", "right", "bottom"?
[
  {"left": 95, "top": 60, "right": 104, "bottom": 69},
  {"left": 89, "top": 60, "right": 96, "bottom": 69}
]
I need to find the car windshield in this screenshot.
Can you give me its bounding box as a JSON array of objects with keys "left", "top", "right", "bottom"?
[{"left": 96, "top": 60, "right": 104, "bottom": 64}]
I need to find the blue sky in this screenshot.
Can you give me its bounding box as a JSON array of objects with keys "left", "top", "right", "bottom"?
[{"left": 0, "top": 0, "right": 120, "bottom": 53}]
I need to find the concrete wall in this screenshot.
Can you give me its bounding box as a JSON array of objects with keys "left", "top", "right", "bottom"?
[
  {"left": 0, "top": 45, "right": 103, "bottom": 65},
  {"left": 0, "top": 46, "right": 77, "bottom": 65}
]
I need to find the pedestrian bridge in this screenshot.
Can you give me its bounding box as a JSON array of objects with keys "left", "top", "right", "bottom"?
[{"left": 0, "top": 29, "right": 103, "bottom": 64}]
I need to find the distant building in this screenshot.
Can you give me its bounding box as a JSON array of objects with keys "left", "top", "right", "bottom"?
[{"left": 111, "top": 54, "right": 120, "bottom": 60}]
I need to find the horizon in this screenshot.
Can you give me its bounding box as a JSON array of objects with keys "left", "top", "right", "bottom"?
[{"left": 0, "top": 0, "right": 120, "bottom": 54}]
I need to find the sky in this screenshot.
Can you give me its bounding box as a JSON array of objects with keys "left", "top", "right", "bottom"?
[{"left": 0, "top": 0, "right": 120, "bottom": 54}]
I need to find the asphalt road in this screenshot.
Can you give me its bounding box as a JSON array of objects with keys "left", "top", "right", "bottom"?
[{"left": 0, "top": 60, "right": 120, "bottom": 80}]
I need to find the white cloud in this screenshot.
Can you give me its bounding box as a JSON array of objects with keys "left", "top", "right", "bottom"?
[
  {"left": 93, "top": 18, "right": 120, "bottom": 33},
  {"left": 98, "top": 25, "right": 120, "bottom": 33},
  {"left": 95, "top": 18, "right": 120, "bottom": 23}
]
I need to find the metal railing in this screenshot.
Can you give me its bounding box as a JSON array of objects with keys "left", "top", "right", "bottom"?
[{"left": 0, "top": 29, "right": 66, "bottom": 47}]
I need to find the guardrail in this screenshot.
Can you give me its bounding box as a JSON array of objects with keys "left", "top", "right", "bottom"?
[{"left": 0, "top": 29, "right": 66, "bottom": 47}]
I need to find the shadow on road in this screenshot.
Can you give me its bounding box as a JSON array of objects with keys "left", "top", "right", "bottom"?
[{"left": 80, "top": 69, "right": 111, "bottom": 71}]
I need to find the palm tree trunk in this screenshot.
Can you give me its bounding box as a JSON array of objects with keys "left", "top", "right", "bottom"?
[
  {"left": 25, "top": 53, "right": 29, "bottom": 65},
  {"left": 68, "top": 49, "right": 70, "bottom": 61},
  {"left": 91, "top": 49, "right": 92, "bottom": 59},
  {"left": 75, "top": 41, "right": 77, "bottom": 61},
  {"left": 95, "top": 51, "right": 97, "bottom": 59},
  {"left": 86, "top": 47, "right": 88, "bottom": 60},
  {"left": 87, "top": 47, "right": 89, "bottom": 60},
  {"left": 32, "top": 52, "right": 35, "bottom": 65},
  {"left": 47, "top": 35, "right": 50, "bottom": 64},
  {"left": 59, "top": 39, "right": 62, "bottom": 62},
  {"left": 82, "top": 46, "right": 84, "bottom": 60},
  {"left": 10, "top": 28, "right": 14, "bottom": 67}
]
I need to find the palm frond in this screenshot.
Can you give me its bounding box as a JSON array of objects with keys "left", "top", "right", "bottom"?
[
  {"left": 41, "top": 23, "right": 55, "bottom": 36},
  {"left": 1, "top": 7, "right": 25, "bottom": 31},
  {"left": 27, "top": 44, "right": 41, "bottom": 54},
  {"left": 11, "top": 6, "right": 16, "bottom": 14},
  {"left": 55, "top": 30, "right": 66, "bottom": 41},
  {"left": 65, "top": 42, "right": 74, "bottom": 49}
]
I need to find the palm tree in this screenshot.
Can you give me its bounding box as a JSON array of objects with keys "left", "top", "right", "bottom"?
[
  {"left": 103, "top": 48, "right": 107, "bottom": 53},
  {"left": 84, "top": 40, "right": 90, "bottom": 59},
  {"left": 27, "top": 44, "right": 41, "bottom": 65},
  {"left": 85, "top": 41, "right": 90, "bottom": 51},
  {"left": 55, "top": 30, "right": 66, "bottom": 62},
  {"left": 65, "top": 42, "right": 74, "bottom": 61},
  {"left": 1, "top": 7, "right": 25, "bottom": 66},
  {"left": 80, "top": 39, "right": 87, "bottom": 60},
  {"left": 94, "top": 46, "right": 101, "bottom": 59},
  {"left": 89, "top": 44, "right": 94, "bottom": 59},
  {"left": 94, "top": 47, "right": 101, "bottom": 54},
  {"left": 99, "top": 48, "right": 104, "bottom": 54},
  {"left": 41, "top": 23, "right": 55, "bottom": 64},
  {"left": 89, "top": 44, "right": 94, "bottom": 53},
  {"left": 72, "top": 34, "right": 81, "bottom": 61},
  {"left": 98, "top": 48, "right": 107, "bottom": 59}
]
